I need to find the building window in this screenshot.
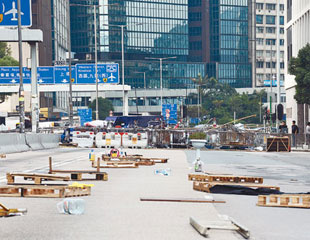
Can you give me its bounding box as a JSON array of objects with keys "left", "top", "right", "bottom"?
[
  {"left": 189, "top": 0, "right": 201, "bottom": 7},
  {"left": 280, "top": 28, "right": 284, "bottom": 34},
  {"left": 266, "top": 15, "right": 276, "bottom": 24},
  {"left": 266, "top": 39, "right": 276, "bottom": 45},
  {"left": 190, "top": 41, "right": 202, "bottom": 50},
  {"left": 280, "top": 62, "right": 284, "bottom": 68},
  {"left": 280, "top": 39, "right": 284, "bottom": 46},
  {"left": 280, "top": 4, "right": 284, "bottom": 11},
  {"left": 189, "top": 12, "right": 202, "bottom": 21},
  {"left": 280, "top": 16, "right": 284, "bottom": 25},
  {"left": 256, "top": 27, "right": 264, "bottom": 33},
  {"left": 256, "top": 3, "right": 264, "bottom": 10},
  {"left": 280, "top": 51, "right": 284, "bottom": 59},
  {"left": 256, "top": 38, "right": 264, "bottom": 45},
  {"left": 189, "top": 27, "right": 202, "bottom": 36},
  {"left": 266, "top": 4, "right": 276, "bottom": 11},
  {"left": 266, "top": 27, "right": 276, "bottom": 34},
  {"left": 256, "top": 15, "right": 263, "bottom": 24},
  {"left": 266, "top": 50, "right": 276, "bottom": 58},
  {"left": 256, "top": 61, "right": 264, "bottom": 68},
  {"left": 257, "top": 74, "right": 264, "bottom": 82},
  {"left": 266, "top": 62, "right": 276, "bottom": 68},
  {"left": 256, "top": 50, "right": 264, "bottom": 57}
]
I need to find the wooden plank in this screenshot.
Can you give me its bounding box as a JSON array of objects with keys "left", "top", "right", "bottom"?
[
  {"left": 140, "top": 197, "right": 225, "bottom": 203},
  {"left": 257, "top": 194, "right": 310, "bottom": 208},
  {"left": 188, "top": 174, "right": 263, "bottom": 184}
]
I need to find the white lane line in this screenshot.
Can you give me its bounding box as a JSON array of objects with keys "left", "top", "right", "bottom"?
[{"left": 0, "top": 156, "right": 87, "bottom": 183}]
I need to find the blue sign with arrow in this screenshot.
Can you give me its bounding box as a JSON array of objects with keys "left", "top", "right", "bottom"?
[
  {"left": 0, "top": 67, "right": 31, "bottom": 84},
  {"left": 37, "top": 67, "right": 54, "bottom": 84},
  {"left": 54, "top": 66, "right": 76, "bottom": 84},
  {"left": 162, "top": 104, "right": 178, "bottom": 124},
  {"left": 0, "top": 63, "right": 119, "bottom": 85},
  {"left": 0, "top": 0, "right": 32, "bottom": 27},
  {"left": 76, "top": 63, "right": 119, "bottom": 84}
]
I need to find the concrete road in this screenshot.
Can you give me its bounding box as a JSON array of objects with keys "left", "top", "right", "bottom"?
[
  {"left": 0, "top": 148, "right": 241, "bottom": 240},
  {"left": 185, "top": 150, "right": 310, "bottom": 240}
]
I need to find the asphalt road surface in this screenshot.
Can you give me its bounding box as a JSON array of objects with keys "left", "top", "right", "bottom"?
[{"left": 185, "top": 150, "right": 310, "bottom": 240}]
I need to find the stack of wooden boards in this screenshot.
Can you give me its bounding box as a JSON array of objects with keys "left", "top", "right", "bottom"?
[
  {"left": 90, "top": 154, "right": 169, "bottom": 169},
  {"left": 189, "top": 173, "right": 310, "bottom": 209},
  {"left": 0, "top": 157, "right": 109, "bottom": 198}
]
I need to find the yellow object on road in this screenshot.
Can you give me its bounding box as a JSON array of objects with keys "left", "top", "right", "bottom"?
[
  {"left": 70, "top": 182, "right": 94, "bottom": 189},
  {"left": 0, "top": 203, "right": 27, "bottom": 217}
]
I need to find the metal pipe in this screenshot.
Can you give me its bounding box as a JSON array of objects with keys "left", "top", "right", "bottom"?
[
  {"left": 160, "top": 58, "right": 163, "bottom": 115},
  {"left": 276, "top": 2, "right": 281, "bottom": 129},
  {"left": 94, "top": 5, "right": 99, "bottom": 120},
  {"left": 121, "top": 26, "right": 125, "bottom": 116},
  {"left": 17, "top": 0, "right": 24, "bottom": 133},
  {"left": 67, "top": 2, "right": 73, "bottom": 126}
]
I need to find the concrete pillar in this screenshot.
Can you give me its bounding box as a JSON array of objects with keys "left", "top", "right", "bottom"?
[
  {"left": 124, "top": 90, "right": 129, "bottom": 116},
  {"left": 30, "top": 43, "right": 39, "bottom": 133}
]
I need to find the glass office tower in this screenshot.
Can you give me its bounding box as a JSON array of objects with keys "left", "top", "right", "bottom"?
[
  {"left": 208, "top": 0, "right": 253, "bottom": 88},
  {"left": 70, "top": 0, "right": 204, "bottom": 92}
]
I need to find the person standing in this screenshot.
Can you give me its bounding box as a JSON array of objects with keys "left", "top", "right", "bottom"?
[
  {"left": 279, "top": 121, "right": 288, "bottom": 133},
  {"left": 291, "top": 120, "right": 299, "bottom": 147},
  {"left": 306, "top": 122, "right": 310, "bottom": 145}
]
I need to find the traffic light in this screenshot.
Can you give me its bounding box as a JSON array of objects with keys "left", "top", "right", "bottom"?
[
  {"left": 277, "top": 104, "right": 284, "bottom": 120},
  {"left": 182, "top": 105, "right": 187, "bottom": 118}
]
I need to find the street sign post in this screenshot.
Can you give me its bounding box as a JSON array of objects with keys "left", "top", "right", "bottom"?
[
  {"left": 78, "top": 108, "right": 92, "bottom": 127},
  {"left": 0, "top": 0, "right": 32, "bottom": 27}
]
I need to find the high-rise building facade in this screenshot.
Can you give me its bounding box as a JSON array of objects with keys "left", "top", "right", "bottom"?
[
  {"left": 285, "top": 0, "right": 309, "bottom": 132},
  {"left": 255, "top": 0, "right": 285, "bottom": 87},
  {"left": 207, "top": 0, "right": 254, "bottom": 88},
  {"left": 51, "top": 0, "right": 69, "bottom": 63},
  {"left": 70, "top": 0, "right": 205, "bottom": 114}
]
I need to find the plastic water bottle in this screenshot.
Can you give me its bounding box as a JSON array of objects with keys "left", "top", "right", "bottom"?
[
  {"left": 89, "top": 150, "right": 94, "bottom": 161},
  {"left": 57, "top": 199, "right": 85, "bottom": 215}
]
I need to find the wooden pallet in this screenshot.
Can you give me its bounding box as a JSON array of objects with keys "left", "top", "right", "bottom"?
[
  {"left": 188, "top": 174, "right": 263, "bottom": 184},
  {"left": 59, "top": 143, "right": 78, "bottom": 148},
  {"left": 0, "top": 185, "right": 91, "bottom": 198},
  {"left": 267, "top": 137, "right": 290, "bottom": 152},
  {"left": 91, "top": 160, "right": 138, "bottom": 168},
  {"left": 7, "top": 173, "right": 70, "bottom": 185},
  {"left": 49, "top": 157, "right": 108, "bottom": 181},
  {"left": 193, "top": 181, "right": 280, "bottom": 193},
  {"left": 257, "top": 194, "right": 310, "bottom": 208}
]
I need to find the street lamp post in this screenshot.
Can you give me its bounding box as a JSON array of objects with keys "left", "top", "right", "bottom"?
[
  {"left": 70, "top": 3, "right": 116, "bottom": 121},
  {"left": 134, "top": 71, "right": 146, "bottom": 107},
  {"left": 145, "top": 57, "right": 177, "bottom": 115},
  {"left": 103, "top": 23, "right": 142, "bottom": 116}
]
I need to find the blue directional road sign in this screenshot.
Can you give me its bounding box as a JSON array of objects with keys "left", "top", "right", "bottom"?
[
  {"left": 78, "top": 108, "right": 92, "bottom": 127},
  {"left": 76, "top": 63, "right": 119, "bottom": 84},
  {"left": 162, "top": 104, "right": 178, "bottom": 124},
  {"left": 37, "top": 67, "right": 54, "bottom": 84},
  {"left": 0, "top": 67, "right": 31, "bottom": 84},
  {"left": 54, "top": 66, "right": 76, "bottom": 84},
  {"left": 0, "top": 0, "right": 32, "bottom": 27}
]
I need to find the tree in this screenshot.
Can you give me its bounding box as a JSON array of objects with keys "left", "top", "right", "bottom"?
[
  {"left": 288, "top": 43, "right": 310, "bottom": 104},
  {"left": 0, "top": 43, "right": 18, "bottom": 103},
  {"left": 88, "top": 97, "right": 114, "bottom": 120}
]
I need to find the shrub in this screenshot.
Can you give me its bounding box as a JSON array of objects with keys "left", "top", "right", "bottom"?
[{"left": 189, "top": 132, "right": 206, "bottom": 140}]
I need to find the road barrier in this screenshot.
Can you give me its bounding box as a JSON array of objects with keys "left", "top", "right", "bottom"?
[
  {"left": 71, "top": 131, "right": 95, "bottom": 148},
  {"left": 95, "top": 132, "right": 121, "bottom": 148},
  {"left": 0, "top": 133, "right": 60, "bottom": 154},
  {"left": 25, "top": 133, "right": 45, "bottom": 150}
]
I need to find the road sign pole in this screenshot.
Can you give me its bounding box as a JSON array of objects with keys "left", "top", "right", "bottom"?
[
  {"left": 94, "top": 5, "right": 99, "bottom": 120},
  {"left": 17, "top": 0, "right": 25, "bottom": 133},
  {"left": 30, "top": 43, "right": 39, "bottom": 133},
  {"left": 67, "top": 2, "right": 73, "bottom": 126}
]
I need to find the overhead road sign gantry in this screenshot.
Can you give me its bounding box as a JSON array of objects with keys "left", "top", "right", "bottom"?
[{"left": 0, "top": 0, "right": 32, "bottom": 27}]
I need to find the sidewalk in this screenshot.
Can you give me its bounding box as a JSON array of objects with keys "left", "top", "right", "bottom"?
[{"left": 0, "top": 149, "right": 242, "bottom": 240}]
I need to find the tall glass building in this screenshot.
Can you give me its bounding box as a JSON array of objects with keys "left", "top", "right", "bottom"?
[{"left": 208, "top": 0, "right": 253, "bottom": 88}]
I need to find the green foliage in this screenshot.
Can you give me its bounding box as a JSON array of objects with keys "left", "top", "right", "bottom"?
[
  {"left": 189, "top": 132, "right": 206, "bottom": 140},
  {"left": 0, "top": 55, "right": 19, "bottom": 66},
  {"left": 192, "top": 73, "right": 265, "bottom": 125},
  {"left": 88, "top": 97, "right": 114, "bottom": 120},
  {"left": 288, "top": 43, "right": 310, "bottom": 104}
]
